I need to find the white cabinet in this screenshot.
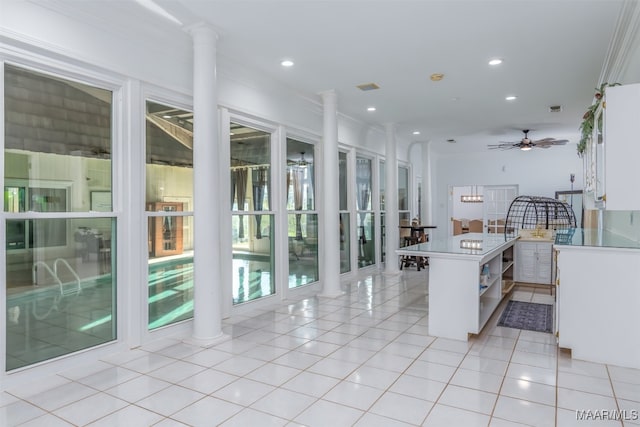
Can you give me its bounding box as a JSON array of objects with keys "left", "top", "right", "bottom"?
[
  {"left": 555, "top": 244, "right": 640, "bottom": 369},
  {"left": 603, "top": 83, "right": 640, "bottom": 210},
  {"left": 422, "top": 237, "right": 517, "bottom": 341},
  {"left": 515, "top": 241, "right": 553, "bottom": 285}
]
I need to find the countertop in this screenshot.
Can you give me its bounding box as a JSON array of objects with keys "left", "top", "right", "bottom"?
[
  {"left": 396, "top": 232, "right": 517, "bottom": 258},
  {"left": 554, "top": 228, "right": 640, "bottom": 250}
]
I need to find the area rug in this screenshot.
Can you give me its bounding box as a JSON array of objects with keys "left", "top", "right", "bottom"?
[{"left": 497, "top": 300, "right": 553, "bottom": 333}]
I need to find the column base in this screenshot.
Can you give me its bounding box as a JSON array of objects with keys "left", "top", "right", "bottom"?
[
  {"left": 383, "top": 269, "right": 402, "bottom": 277},
  {"left": 317, "top": 290, "right": 346, "bottom": 299},
  {"left": 183, "top": 332, "right": 230, "bottom": 348}
]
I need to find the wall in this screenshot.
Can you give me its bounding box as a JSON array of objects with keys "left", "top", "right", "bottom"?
[
  {"left": 602, "top": 55, "right": 640, "bottom": 241},
  {"left": 430, "top": 144, "right": 584, "bottom": 232}
]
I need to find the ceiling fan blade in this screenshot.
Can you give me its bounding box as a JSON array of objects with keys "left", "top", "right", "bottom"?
[
  {"left": 488, "top": 144, "right": 516, "bottom": 150},
  {"left": 532, "top": 137, "right": 555, "bottom": 143},
  {"left": 535, "top": 139, "right": 569, "bottom": 146}
]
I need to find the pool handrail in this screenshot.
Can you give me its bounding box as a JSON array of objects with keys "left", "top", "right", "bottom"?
[{"left": 53, "top": 258, "right": 82, "bottom": 297}]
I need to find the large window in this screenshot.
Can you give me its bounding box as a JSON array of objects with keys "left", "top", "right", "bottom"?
[
  {"left": 399, "top": 165, "right": 410, "bottom": 219},
  {"left": 4, "top": 64, "right": 116, "bottom": 370},
  {"left": 230, "top": 123, "right": 274, "bottom": 304},
  {"left": 339, "top": 151, "right": 350, "bottom": 273},
  {"left": 356, "top": 156, "right": 375, "bottom": 268},
  {"left": 286, "top": 139, "right": 318, "bottom": 288},
  {"left": 145, "top": 101, "right": 194, "bottom": 329}
]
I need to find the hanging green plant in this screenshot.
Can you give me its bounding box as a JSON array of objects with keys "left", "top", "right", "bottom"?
[{"left": 577, "top": 82, "right": 620, "bottom": 157}]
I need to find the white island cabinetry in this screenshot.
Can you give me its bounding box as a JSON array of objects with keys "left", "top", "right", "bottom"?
[
  {"left": 554, "top": 230, "right": 640, "bottom": 369},
  {"left": 515, "top": 240, "right": 553, "bottom": 285},
  {"left": 398, "top": 233, "right": 517, "bottom": 341}
]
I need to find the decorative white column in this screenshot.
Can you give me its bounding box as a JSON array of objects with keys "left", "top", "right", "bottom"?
[
  {"left": 319, "top": 90, "right": 344, "bottom": 297},
  {"left": 186, "top": 23, "right": 227, "bottom": 345},
  {"left": 384, "top": 123, "right": 400, "bottom": 275},
  {"left": 423, "top": 141, "right": 434, "bottom": 225}
]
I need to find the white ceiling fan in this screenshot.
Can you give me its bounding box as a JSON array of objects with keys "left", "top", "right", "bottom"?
[{"left": 488, "top": 130, "right": 569, "bottom": 151}]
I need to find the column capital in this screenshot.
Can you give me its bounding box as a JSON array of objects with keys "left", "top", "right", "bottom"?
[
  {"left": 184, "top": 21, "right": 220, "bottom": 42},
  {"left": 384, "top": 122, "right": 397, "bottom": 135},
  {"left": 319, "top": 89, "right": 337, "bottom": 102}
]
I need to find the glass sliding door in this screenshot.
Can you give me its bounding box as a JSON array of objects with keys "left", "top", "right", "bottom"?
[
  {"left": 286, "top": 139, "right": 318, "bottom": 288},
  {"left": 356, "top": 156, "right": 375, "bottom": 268},
  {"left": 230, "top": 123, "right": 275, "bottom": 304},
  {"left": 339, "top": 151, "right": 350, "bottom": 273},
  {"left": 145, "top": 101, "right": 194, "bottom": 329},
  {"left": 4, "top": 65, "right": 116, "bottom": 370}
]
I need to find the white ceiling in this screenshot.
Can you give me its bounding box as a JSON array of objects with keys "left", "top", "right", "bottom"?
[{"left": 34, "top": 0, "right": 640, "bottom": 154}]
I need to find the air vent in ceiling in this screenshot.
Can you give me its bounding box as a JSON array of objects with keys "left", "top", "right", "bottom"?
[
  {"left": 549, "top": 105, "right": 563, "bottom": 113},
  {"left": 356, "top": 82, "right": 380, "bottom": 91}
]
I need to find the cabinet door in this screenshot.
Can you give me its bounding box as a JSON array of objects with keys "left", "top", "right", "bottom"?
[
  {"left": 605, "top": 83, "right": 640, "bottom": 210},
  {"left": 515, "top": 242, "right": 536, "bottom": 282},
  {"left": 535, "top": 243, "right": 553, "bottom": 284}
]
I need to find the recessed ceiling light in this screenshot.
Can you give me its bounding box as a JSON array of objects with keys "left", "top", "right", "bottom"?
[
  {"left": 412, "top": 131, "right": 421, "bottom": 135},
  {"left": 430, "top": 73, "right": 444, "bottom": 81},
  {"left": 162, "top": 115, "right": 172, "bottom": 119},
  {"left": 367, "top": 106, "right": 376, "bottom": 112},
  {"left": 505, "top": 95, "right": 517, "bottom": 101},
  {"left": 281, "top": 59, "right": 294, "bottom": 67},
  {"left": 489, "top": 58, "right": 503, "bottom": 66}
]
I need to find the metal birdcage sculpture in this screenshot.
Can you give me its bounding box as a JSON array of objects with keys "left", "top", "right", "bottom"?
[{"left": 504, "top": 195, "right": 577, "bottom": 239}]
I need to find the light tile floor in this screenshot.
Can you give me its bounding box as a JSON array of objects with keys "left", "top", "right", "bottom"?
[{"left": 2, "top": 269, "right": 640, "bottom": 426}]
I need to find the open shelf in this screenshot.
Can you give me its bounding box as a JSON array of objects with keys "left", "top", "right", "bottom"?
[
  {"left": 479, "top": 296, "right": 501, "bottom": 329},
  {"left": 502, "top": 260, "right": 514, "bottom": 274},
  {"left": 480, "top": 274, "right": 500, "bottom": 296},
  {"left": 501, "top": 279, "right": 516, "bottom": 295}
]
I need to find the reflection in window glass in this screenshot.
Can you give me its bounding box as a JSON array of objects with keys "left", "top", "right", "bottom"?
[
  {"left": 399, "top": 166, "right": 409, "bottom": 211},
  {"left": 356, "top": 157, "right": 372, "bottom": 211},
  {"left": 6, "top": 218, "right": 116, "bottom": 371},
  {"left": 340, "top": 213, "right": 351, "bottom": 274},
  {"left": 4, "top": 65, "right": 112, "bottom": 213},
  {"left": 339, "top": 152, "right": 348, "bottom": 211},
  {"left": 288, "top": 214, "right": 318, "bottom": 287},
  {"left": 357, "top": 212, "right": 375, "bottom": 267},
  {"left": 339, "top": 152, "right": 350, "bottom": 273},
  {"left": 147, "top": 216, "right": 193, "bottom": 329},
  {"left": 4, "top": 65, "right": 116, "bottom": 370},
  {"left": 380, "top": 160, "right": 385, "bottom": 263},
  {"left": 231, "top": 123, "right": 274, "bottom": 303},
  {"left": 233, "top": 215, "right": 274, "bottom": 304},
  {"left": 380, "top": 160, "right": 385, "bottom": 211},
  {"left": 381, "top": 212, "right": 385, "bottom": 263},
  {"left": 145, "top": 101, "right": 194, "bottom": 328},
  {"left": 287, "top": 139, "right": 318, "bottom": 288},
  {"left": 356, "top": 157, "right": 375, "bottom": 268}
]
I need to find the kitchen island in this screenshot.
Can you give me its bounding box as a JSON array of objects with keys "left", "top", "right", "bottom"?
[
  {"left": 397, "top": 233, "right": 518, "bottom": 341},
  {"left": 554, "top": 228, "right": 640, "bottom": 369}
]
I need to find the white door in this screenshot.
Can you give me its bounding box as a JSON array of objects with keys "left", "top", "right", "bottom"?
[{"left": 483, "top": 185, "right": 518, "bottom": 234}]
